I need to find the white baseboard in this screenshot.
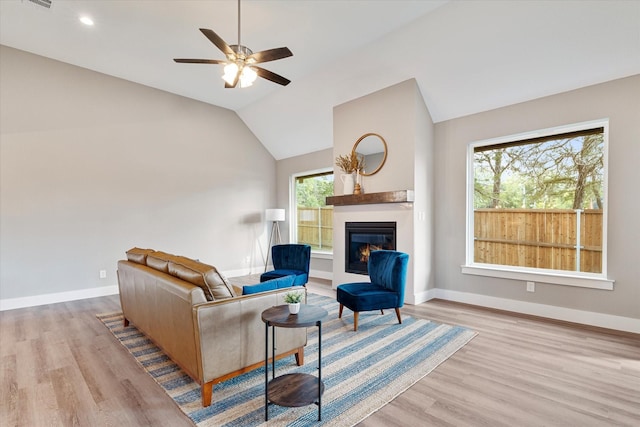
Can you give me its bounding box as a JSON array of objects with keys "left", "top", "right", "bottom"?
[
  {"left": 0, "top": 285, "right": 120, "bottom": 311},
  {"left": 408, "top": 288, "right": 438, "bottom": 305},
  {"left": 430, "top": 288, "right": 640, "bottom": 334}
]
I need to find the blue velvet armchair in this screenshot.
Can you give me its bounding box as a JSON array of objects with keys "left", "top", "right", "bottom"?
[
  {"left": 260, "top": 244, "right": 311, "bottom": 286},
  {"left": 337, "top": 250, "right": 409, "bottom": 331}
]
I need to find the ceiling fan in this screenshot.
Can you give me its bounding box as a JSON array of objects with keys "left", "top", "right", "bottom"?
[{"left": 174, "top": 0, "right": 293, "bottom": 88}]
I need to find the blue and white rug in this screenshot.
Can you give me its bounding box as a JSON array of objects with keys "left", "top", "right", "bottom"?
[{"left": 98, "top": 293, "right": 476, "bottom": 426}]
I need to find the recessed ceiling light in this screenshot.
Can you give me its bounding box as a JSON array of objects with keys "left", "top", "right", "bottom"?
[{"left": 79, "top": 16, "right": 94, "bottom": 26}]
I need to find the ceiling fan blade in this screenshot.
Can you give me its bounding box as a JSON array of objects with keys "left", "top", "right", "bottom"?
[
  {"left": 173, "top": 58, "right": 227, "bottom": 64},
  {"left": 247, "top": 47, "right": 293, "bottom": 64},
  {"left": 199, "top": 28, "right": 235, "bottom": 57},
  {"left": 254, "top": 66, "right": 291, "bottom": 86}
]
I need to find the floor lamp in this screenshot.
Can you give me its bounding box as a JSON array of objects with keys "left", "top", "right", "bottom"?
[{"left": 265, "top": 208, "right": 285, "bottom": 272}]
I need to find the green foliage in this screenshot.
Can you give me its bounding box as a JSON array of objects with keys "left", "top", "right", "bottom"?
[
  {"left": 283, "top": 290, "right": 304, "bottom": 303},
  {"left": 296, "top": 175, "right": 334, "bottom": 208},
  {"left": 474, "top": 133, "right": 604, "bottom": 210}
]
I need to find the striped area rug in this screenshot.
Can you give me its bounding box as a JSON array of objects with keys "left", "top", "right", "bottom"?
[{"left": 97, "top": 293, "right": 476, "bottom": 426}]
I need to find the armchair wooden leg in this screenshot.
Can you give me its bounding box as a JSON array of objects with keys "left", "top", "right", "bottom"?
[
  {"left": 394, "top": 307, "right": 402, "bottom": 325},
  {"left": 339, "top": 304, "right": 344, "bottom": 318},
  {"left": 123, "top": 317, "right": 129, "bottom": 327},
  {"left": 353, "top": 312, "right": 359, "bottom": 331},
  {"left": 202, "top": 381, "right": 213, "bottom": 407}
]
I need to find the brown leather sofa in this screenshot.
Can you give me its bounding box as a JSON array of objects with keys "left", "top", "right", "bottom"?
[{"left": 117, "top": 248, "right": 307, "bottom": 407}]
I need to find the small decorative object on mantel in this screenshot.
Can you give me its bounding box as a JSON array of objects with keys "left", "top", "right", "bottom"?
[
  {"left": 283, "top": 290, "right": 304, "bottom": 314},
  {"left": 336, "top": 152, "right": 365, "bottom": 195},
  {"left": 354, "top": 169, "right": 363, "bottom": 195}
]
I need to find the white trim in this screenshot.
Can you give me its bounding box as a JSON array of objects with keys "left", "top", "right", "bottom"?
[
  {"left": 311, "top": 251, "right": 333, "bottom": 260},
  {"left": 410, "top": 288, "right": 438, "bottom": 305},
  {"left": 429, "top": 288, "right": 640, "bottom": 334},
  {"left": 466, "top": 118, "right": 611, "bottom": 284},
  {"left": 0, "top": 285, "right": 119, "bottom": 311},
  {"left": 461, "top": 265, "right": 614, "bottom": 290}
]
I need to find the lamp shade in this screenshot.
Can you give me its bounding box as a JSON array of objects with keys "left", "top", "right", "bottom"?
[{"left": 265, "top": 208, "right": 285, "bottom": 222}]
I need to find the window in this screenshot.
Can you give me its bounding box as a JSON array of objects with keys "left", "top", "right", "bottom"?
[
  {"left": 464, "top": 120, "right": 613, "bottom": 289},
  {"left": 291, "top": 169, "right": 334, "bottom": 254}
]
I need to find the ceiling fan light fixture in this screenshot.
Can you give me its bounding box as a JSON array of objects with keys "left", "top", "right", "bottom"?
[
  {"left": 222, "top": 63, "right": 239, "bottom": 84},
  {"left": 175, "top": 0, "right": 292, "bottom": 88},
  {"left": 240, "top": 66, "right": 257, "bottom": 88}
]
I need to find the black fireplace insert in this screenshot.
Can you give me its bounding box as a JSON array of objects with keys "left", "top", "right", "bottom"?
[{"left": 345, "top": 221, "right": 396, "bottom": 275}]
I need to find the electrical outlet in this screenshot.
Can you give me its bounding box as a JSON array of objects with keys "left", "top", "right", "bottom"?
[
  {"left": 526, "top": 281, "right": 535, "bottom": 292},
  {"left": 99, "top": 270, "right": 107, "bottom": 279}
]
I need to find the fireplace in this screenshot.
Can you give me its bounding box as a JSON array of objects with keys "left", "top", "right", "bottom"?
[{"left": 345, "top": 222, "right": 396, "bottom": 274}]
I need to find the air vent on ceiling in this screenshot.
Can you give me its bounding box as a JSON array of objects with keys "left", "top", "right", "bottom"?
[{"left": 27, "top": 0, "right": 52, "bottom": 8}]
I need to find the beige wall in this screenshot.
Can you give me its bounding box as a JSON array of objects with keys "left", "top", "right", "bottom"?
[
  {"left": 434, "top": 74, "right": 640, "bottom": 321},
  {"left": 0, "top": 46, "right": 276, "bottom": 300}
]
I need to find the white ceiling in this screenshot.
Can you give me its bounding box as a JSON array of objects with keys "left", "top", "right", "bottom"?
[{"left": 1, "top": 0, "right": 639, "bottom": 160}]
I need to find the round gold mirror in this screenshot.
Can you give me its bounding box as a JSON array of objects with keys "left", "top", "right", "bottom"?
[{"left": 352, "top": 133, "right": 387, "bottom": 176}]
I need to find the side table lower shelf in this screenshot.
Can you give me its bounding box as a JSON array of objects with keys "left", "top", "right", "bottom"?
[{"left": 268, "top": 373, "right": 325, "bottom": 407}]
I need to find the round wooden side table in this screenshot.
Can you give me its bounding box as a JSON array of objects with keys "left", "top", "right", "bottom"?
[{"left": 262, "top": 304, "right": 328, "bottom": 421}]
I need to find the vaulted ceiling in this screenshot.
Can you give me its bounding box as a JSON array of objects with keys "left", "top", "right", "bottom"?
[{"left": 1, "top": 0, "right": 638, "bottom": 159}]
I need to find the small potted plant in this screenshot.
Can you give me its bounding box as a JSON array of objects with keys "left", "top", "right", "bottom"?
[{"left": 283, "top": 290, "right": 304, "bottom": 314}]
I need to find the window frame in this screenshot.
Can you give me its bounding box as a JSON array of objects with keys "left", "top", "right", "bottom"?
[
  {"left": 289, "top": 167, "right": 334, "bottom": 258},
  {"left": 463, "top": 119, "right": 614, "bottom": 290}
]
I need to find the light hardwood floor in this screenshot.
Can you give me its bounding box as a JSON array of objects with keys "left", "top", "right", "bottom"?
[{"left": 1, "top": 279, "right": 638, "bottom": 426}]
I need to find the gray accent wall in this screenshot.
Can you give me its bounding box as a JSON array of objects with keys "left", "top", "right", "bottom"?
[
  {"left": 434, "top": 74, "right": 640, "bottom": 320},
  {"left": 0, "top": 46, "right": 276, "bottom": 300}
]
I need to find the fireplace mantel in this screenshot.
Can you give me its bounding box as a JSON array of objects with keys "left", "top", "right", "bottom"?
[{"left": 326, "top": 190, "right": 414, "bottom": 206}]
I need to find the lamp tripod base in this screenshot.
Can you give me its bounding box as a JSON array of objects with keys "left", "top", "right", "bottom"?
[{"left": 265, "top": 221, "right": 282, "bottom": 272}]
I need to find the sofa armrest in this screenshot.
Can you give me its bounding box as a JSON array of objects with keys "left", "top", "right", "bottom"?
[{"left": 192, "top": 287, "right": 308, "bottom": 384}]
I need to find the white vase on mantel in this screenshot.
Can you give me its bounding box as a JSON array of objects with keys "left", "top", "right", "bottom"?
[{"left": 341, "top": 173, "right": 355, "bottom": 195}]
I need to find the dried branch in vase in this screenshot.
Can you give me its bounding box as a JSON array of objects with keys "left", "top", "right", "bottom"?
[{"left": 336, "top": 152, "right": 365, "bottom": 174}]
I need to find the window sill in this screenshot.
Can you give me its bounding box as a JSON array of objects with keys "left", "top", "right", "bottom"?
[
  {"left": 461, "top": 264, "right": 614, "bottom": 290},
  {"left": 311, "top": 251, "right": 333, "bottom": 260}
]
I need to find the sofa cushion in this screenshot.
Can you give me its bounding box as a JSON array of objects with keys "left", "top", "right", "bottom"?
[
  {"left": 242, "top": 275, "right": 296, "bottom": 295},
  {"left": 126, "top": 247, "right": 155, "bottom": 265},
  {"left": 146, "top": 251, "right": 176, "bottom": 273},
  {"left": 168, "top": 258, "right": 236, "bottom": 301},
  {"left": 261, "top": 269, "right": 308, "bottom": 286},
  {"left": 242, "top": 281, "right": 277, "bottom": 295}
]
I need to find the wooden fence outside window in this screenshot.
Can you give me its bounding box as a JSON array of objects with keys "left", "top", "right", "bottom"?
[
  {"left": 474, "top": 209, "right": 603, "bottom": 273},
  {"left": 297, "top": 207, "right": 333, "bottom": 250}
]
